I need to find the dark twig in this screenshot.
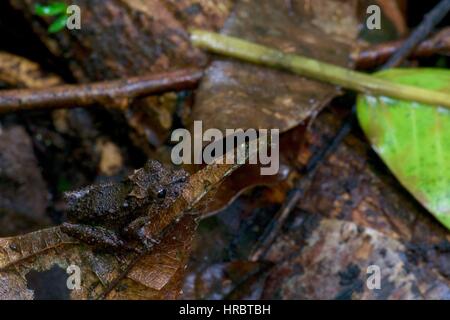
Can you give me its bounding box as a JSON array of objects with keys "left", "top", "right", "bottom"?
[
  {"left": 96, "top": 249, "right": 149, "bottom": 300},
  {"left": 0, "top": 68, "right": 203, "bottom": 112},
  {"left": 250, "top": 0, "right": 450, "bottom": 262},
  {"left": 383, "top": 0, "right": 450, "bottom": 68},
  {"left": 354, "top": 27, "right": 450, "bottom": 69}
]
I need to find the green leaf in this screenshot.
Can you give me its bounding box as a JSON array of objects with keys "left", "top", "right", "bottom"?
[
  {"left": 34, "top": 2, "right": 67, "bottom": 17},
  {"left": 357, "top": 68, "right": 450, "bottom": 230},
  {"left": 48, "top": 14, "right": 68, "bottom": 33}
]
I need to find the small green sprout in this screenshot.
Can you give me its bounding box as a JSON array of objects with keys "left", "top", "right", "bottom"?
[{"left": 34, "top": 2, "right": 69, "bottom": 33}]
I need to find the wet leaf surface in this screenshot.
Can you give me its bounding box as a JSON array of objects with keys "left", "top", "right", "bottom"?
[
  {"left": 184, "top": 0, "right": 362, "bottom": 218},
  {"left": 180, "top": 185, "right": 287, "bottom": 299},
  {"left": 357, "top": 69, "right": 450, "bottom": 230}
]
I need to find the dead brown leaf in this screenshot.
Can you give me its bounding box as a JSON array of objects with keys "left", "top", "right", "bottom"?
[{"left": 191, "top": 0, "right": 358, "bottom": 134}]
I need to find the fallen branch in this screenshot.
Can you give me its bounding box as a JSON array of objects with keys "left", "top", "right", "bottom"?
[
  {"left": 190, "top": 30, "right": 450, "bottom": 110},
  {"left": 353, "top": 27, "right": 450, "bottom": 69},
  {"left": 0, "top": 68, "right": 203, "bottom": 112}
]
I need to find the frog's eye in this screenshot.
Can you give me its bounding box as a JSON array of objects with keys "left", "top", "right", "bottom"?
[{"left": 157, "top": 188, "right": 167, "bottom": 199}]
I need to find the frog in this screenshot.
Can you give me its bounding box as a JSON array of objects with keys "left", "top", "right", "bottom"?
[{"left": 61, "top": 160, "right": 188, "bottom": 252}]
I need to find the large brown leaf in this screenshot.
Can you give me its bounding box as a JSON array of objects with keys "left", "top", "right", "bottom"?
[{"left": 191, "top": 0, "right": 359, "bottom": 133}]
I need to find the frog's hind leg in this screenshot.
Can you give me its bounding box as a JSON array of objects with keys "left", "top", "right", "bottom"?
[{"left": 61, "top": 223, "right": 128, "bottom": 252}]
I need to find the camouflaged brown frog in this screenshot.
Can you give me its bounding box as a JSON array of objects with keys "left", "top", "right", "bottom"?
[{"left": 61, "top": 160, "right": 188, "bottom": 252}]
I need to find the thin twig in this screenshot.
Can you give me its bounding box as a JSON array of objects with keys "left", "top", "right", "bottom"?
[
  {"left": 0, "top": 68, "right": 203, "bottom": 112},
  {"left": 383, "top": 0, "right": 450, "bottom": 68},
  {"left": 249, "top": 0, "right": 450, "bottom": 262},
  {"left": 353, "top": 27, "right": 450, "bottom": 69}
]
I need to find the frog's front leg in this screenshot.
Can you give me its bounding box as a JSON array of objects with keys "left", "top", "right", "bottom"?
[
  {"left": 61, "top": 223, "right": 129, "bottom": 252},
  {"left": 124, "top": 216, "right": 161, "bottom": 250}
]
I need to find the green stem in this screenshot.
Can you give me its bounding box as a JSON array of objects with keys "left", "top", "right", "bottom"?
[{"left": 191, "top": 29, "right": 450, "bottom": 110}]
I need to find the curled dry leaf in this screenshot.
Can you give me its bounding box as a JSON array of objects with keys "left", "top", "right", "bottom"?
[{"left": 374, "top": 0, "right": 407, "bottom": 36}]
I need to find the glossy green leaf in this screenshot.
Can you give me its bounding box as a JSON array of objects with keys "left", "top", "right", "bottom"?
[
  {"left": 34, "top": 3, "right": 67, "bottom": 17},
  {"left": 48, "top": 14, "right": 68, "bottom": 33},
  {"left": 357, "top": 68, "right": 450, "bottom": 230}
]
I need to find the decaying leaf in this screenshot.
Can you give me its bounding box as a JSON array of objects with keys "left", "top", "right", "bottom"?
[
  {"left": 357, "top": 68, "right": 450, "bottom": 230},
  {"left": 9, "top": 0, "right": 206, "bottom": 80},
  {"left": 181, "top": 184, "right": 287, "bottom": 298},
  {"left": 191, "top": 0, "right": 358, "bottom": 133},
  {"left": 164, "top": 0, "right": 235, "bottom": 31},
  {"left": 95, "top": 138, "right": 124, "bottom": 176}
]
